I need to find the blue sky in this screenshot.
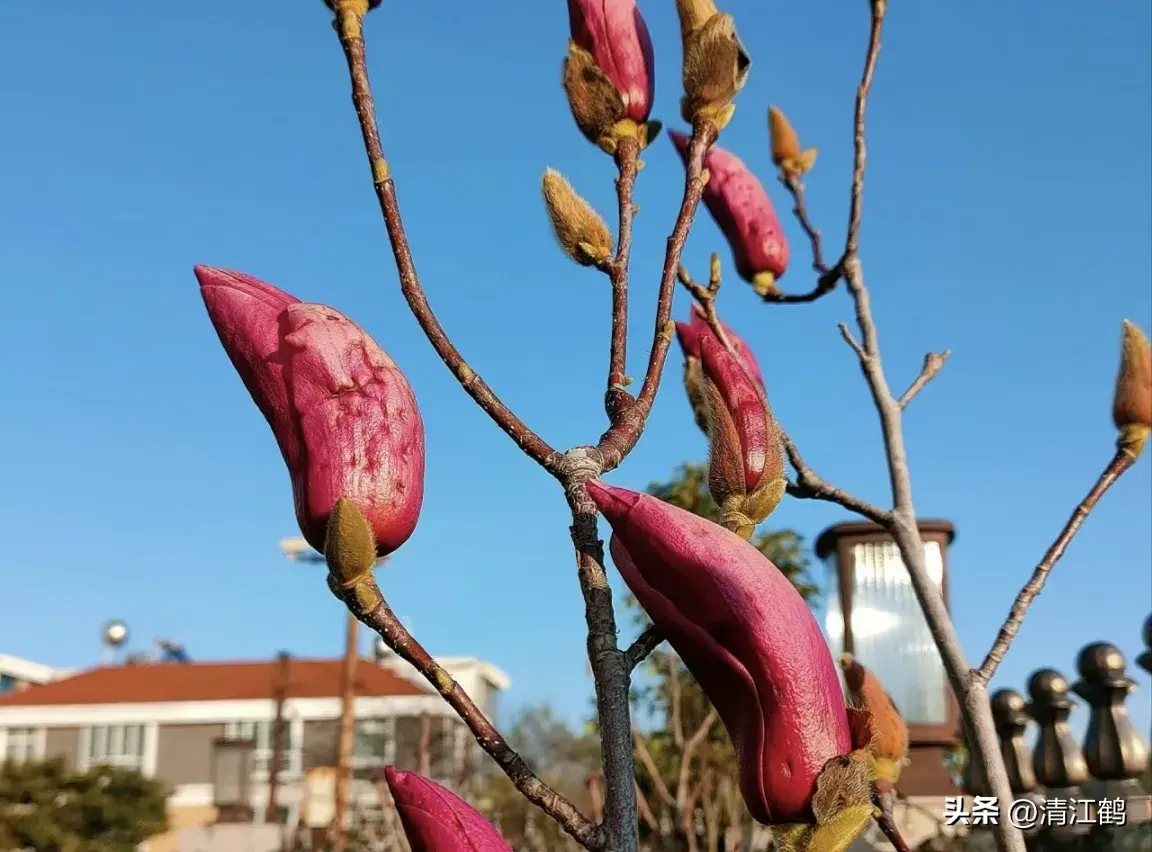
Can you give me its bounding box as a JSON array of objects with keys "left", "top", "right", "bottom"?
[{"left": 1, "top": 0, "right": 1148, "bottom": 742}]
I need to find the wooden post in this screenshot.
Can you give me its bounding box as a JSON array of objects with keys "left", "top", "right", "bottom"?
[
  {"left": 267, "top": 651, "right": 291, "bottom": 823},
  {"left": 332, "top": 613, "right": 358, "bottom": 852}
]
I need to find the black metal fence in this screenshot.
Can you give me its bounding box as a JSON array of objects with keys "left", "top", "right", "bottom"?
[{"left": 952, "top": 613, "right": 1152, "bottom": 852}]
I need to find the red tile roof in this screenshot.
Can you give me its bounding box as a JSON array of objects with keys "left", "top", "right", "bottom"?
[{"left": 0, "top": 658, "right": 428, "bottom": 706}]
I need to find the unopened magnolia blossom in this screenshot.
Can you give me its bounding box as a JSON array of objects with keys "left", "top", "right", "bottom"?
[
  {"left": 196, "top": 266, "right": 425, "bottom": 556},
  {"left": 676, "top": 303, "right": 766, "bottom": 435},
  {"left": 588, "top": 482, "right": 877, "bottom": 849},
  {"left": 698, "top": 334, "right": 787, "bottom": 536},
  {"left": 384, "top": 768, "right": 512, "bottom": 852},
  {"left": 670, "top": 130, "right": 790, "bottom": 296},
  {"left": 564, "top": 0, "right": 656, "bottom": 152}
]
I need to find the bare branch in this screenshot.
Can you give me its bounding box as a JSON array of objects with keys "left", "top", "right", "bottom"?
[
  {"left": 347, "top": 580, "right": 603, "bottom": 850},
  {"left": 634, "top": 782, "right": 661, "bottom": 834},
  {"left": 838, "top": 322, "right": 867, "bottom": 361},
  {"left": 975, "top": 448, "right": 1137, "bottom": 683},
  {"left": 874, "top": 794, "right": 912, "bottom": 852},
  {"left": 669, "top": 654, "right": 685, "bottom": 749},
  {"left": 827, "top": 2, "right": 1028, "bottom": 848},
  {"left": 598, "top": 121, "right": 719, "bottom": 471},
  {"left": 624, "top": 626, "right": 663, "bottom": 672},
  {"left": 329, "top": 4, "right": 561, "bottom": 476},
  {"left": 757, "top": 172, "right": 843, "bottom": 304},
  {"left": 898, "top": 351, "right": 951, "bottom": 409},
  {"left": 676, "top": 710, "right": 718, "bottom": 813},
  {"left": 781, "top": 432, "right": 892, "bottom": 526},
  {"left": 563, "top": 467, "right": 637, "bottom": 851},
  {"left": 605, "top": 138, "right": 641, "bottom": 424}
]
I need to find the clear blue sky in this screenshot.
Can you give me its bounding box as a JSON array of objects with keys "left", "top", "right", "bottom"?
[{"left": 1, "top": 0, "right": 1149, "bottom": 740}]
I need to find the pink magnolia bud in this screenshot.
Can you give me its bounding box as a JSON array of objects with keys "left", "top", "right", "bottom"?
[
  {"left": 196, "top": 266, "right": 425, "bottom": 556},
  {"left": 567, "top": 0, "right": 655, "bottom": 125},
  {"left": 384, "top": 768, "right": 512, "bottom": 852},
  {"left": 669, "top": 131, "right": 789, "bottom": 295},
  {"left": 698, "top": 334, "right": 786, "bottom": 535},
  {"left": 587, "top": 482, "right": 870, "bottom": 825},
  {"left": 675, "top": 302, "right": 765, "bottom": 391}
]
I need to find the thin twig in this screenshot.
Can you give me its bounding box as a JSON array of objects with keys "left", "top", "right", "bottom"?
[
  {"left": 897, "top": 351, "right": 951, "bottom": 409},
  {"left": 676, "top": 710, "right": 718, "bottom": 812},
  {"left": 624, "top": 626, "right": 663, "bottom": 672},
  {"left": 829, "top": 2, "right": 1027, "bottom": 850},
  {"left": 349, "top": 582, "right": 603, "bottom": 850},
  {"left": 874, "top": 796, "right": 912, "bottom": 852},
  {"left": 757, "top": 173, "right": 843, "bottom": 304},
  {"left": 634, "top": 782, "right": 660, "bottom": 834},
  {"left": 606, "top": 137, "right": 640, "bottom": 424},
  {"left": 329, "top": 4, "right": 561, "bottom": 476},
  {"left": 598, "top": 121, "right": 719, "bottom": 471},
  {"left": 975, "top": 448, "right": 1136, "bottom": 683},
  {"left": 782, "top": 432, "right": 892, "bottom": 526}
]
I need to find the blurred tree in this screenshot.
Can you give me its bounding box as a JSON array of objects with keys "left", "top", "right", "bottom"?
[
  {"left": 629, "top": 462, "right": 818, "bottom": 852},
  {"left": 0, "top": 758, "right": 168, "bottom": 852}
]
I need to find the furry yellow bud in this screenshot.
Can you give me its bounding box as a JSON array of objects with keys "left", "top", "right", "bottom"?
[
  {"left": 325, "top": 498, "right": 383, "bottom": 614},
  {"left": 1113, "top": 320, "right": 1152, "bottom": 457},
  {"left": 678, "top": 9, "right": 750, "bottom": 130},
  {"left": 542, "top": 169, "right": 614, "bottom": 266}
]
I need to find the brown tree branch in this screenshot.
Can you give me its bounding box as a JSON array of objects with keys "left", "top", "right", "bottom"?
[
  {"left": 669, "top": 655, "right": 685, "bottom": 749},
  {"left": 598, "top": 121, "right": 719, "bottom": 471},
  {"left": 975, "top": 448, "right": 1137, "bottom": 683},
  {"left": 897, "top": 351, "right": 951, "bottom": 409},
  {"left": 605, "top": 138, "right": 641, "bottom": 424},
  {"left": 329, "top": 4, "right": 562, "bottom": 477},
  {"left": 345, "top": 580, "right": 603, "bottom": 850},
  {"left": 829, "top": 3, "right": 1026, "bottom": 850},
  {"left": 624, "top": 626, "right": 663, "bottom": 672},
  {"left": 562, "top": 461, "right": 638, "bottom": 852},
  {"left": 874, "top": 806, "right": 912, "bottom": 852},
  {"left": 676, "top": 710, "right": 718, "bottom": 813},
  {"left": 757, "top": 172, "right": 842, "bottom": 304},
  {"left": 782, "top": 433, "right": 892, "bottom": 526},
  {"left": 634, "top": 782, "right": 661, "bottom": 834}
]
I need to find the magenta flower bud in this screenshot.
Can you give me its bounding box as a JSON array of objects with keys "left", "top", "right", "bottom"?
[
  {"left": 196, "top": 266, "right": 425, "bottom": 556},
  {"left": 669, "top": 131, "right": 790, "bottom": 295},
  {"left": 567, "top": 0, "right": 655, "bottom": 125},
  {"left": 675, "top": 302, "right": 765, "bottom": 391},
  {"left": 385, "top": 768, "right": 512, "bottom": 852},
  {"left": 697, "top": 333, "right": 786, "bottom": 534},
  {"left": 587, "top": 482, "right": 869, "bottom": 826}
]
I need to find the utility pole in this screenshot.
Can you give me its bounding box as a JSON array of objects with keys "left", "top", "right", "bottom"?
[
  {"left": 267, "top": 651, "right": 291, "bottom": 823},
  {"left": 332, "top": 612, "right": 359, "bottom": 852}
]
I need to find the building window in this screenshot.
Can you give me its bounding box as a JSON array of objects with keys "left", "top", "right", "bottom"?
[
  {"left": 88, "top": 724, "right": 145, "bottom": 770},
  {"left": 224, "top": 720, "right": 296, "bottom": 775},
  {"left": 4, "top": 727, "right": 38, "bottom": 762},
  {"left": 0, "top": 674, "right": 16, "bottom": 693},
  {"left": 353, "top": 719, "right": 391, "bottom": 768}
]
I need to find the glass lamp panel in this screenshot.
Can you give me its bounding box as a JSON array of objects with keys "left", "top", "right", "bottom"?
[{"left": 841, "top": 540, "right": 948, "bottom": 726}]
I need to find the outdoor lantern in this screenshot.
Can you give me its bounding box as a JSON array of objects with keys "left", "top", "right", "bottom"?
[
  {"left": 816, "top": 520, "right": 960, "bottom": 795},
  {"left": 211, "top": 737, "right": 256, "bottom": 823}
]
